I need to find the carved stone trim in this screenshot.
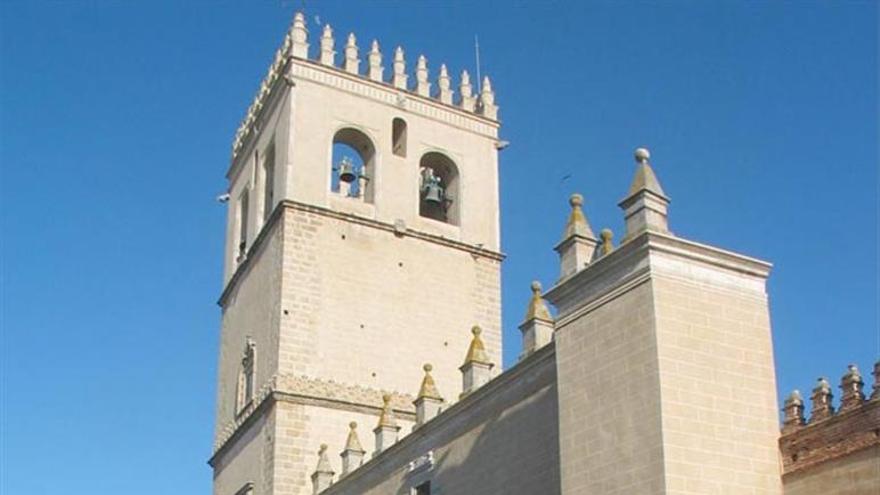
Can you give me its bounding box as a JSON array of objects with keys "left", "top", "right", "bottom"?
[{"left": 210, "top": 373, "right": 416, "bottom": 462}]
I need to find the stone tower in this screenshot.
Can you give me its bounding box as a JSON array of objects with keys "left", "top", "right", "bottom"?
[{"left": 209, "top": 12, "right": 503, "bottom": 495}]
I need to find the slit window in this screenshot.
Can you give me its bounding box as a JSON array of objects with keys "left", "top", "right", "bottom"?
[
  {"left": 392, "top": 118, "right": 407, "bottom": 157},
  {"left": 262, "top": 143, "right": 275, "bottom": 222},
  {"left": 237, "top": 189, "right": 250, "bottom": 261}
]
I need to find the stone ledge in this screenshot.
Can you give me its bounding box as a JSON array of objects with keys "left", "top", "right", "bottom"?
[{"left": 209, "top": 373, "right": 416, "bottom": 466}]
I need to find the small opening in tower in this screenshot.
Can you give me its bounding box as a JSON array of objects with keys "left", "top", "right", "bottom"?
[
  {"left": 331, "top": 128, "right": 376, "bottom": 203},
  {"left": 413, "top": 481, "right": 431, "bottom": 495},
  {"left": 419, "top": 152, "right": 459, "bottom": 225},
  {"left": 392, "top": 118, "right": 407, "bottom": 157}
]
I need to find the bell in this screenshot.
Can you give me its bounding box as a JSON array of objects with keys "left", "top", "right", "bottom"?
[
  {"left": 424, "top": 181, "right": 444, "bottom": 204},
  {"left": 338, "top": 157, "right": 356, "bottom": 183}
]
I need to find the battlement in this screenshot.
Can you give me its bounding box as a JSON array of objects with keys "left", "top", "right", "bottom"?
[
  {"left": 231, "top": 12, "right": 498, "bottom": 161},
  {"left": 779, "top": 361, "right": 880, "bottom": 476}
]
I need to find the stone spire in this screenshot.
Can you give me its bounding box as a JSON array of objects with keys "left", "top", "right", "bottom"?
[
  {"left": 414, "top": 364, "right": 444, "bottom": 427},
  {"left": 781, "top": 390, "right": 805, "bottom": 433},
  {"left": 340, "top": 422, "right": 366, "bottom": 476},
  {"left": 519, "top": 281, "right": 555, "bottom": 359},
  {"left": 839, "top": 364, "right": 865, "bottom": 411},
  {"left": 289, "top": 12, "right": 309, "bottom": 59},
  {"left": 555, "top": 193, "right": 599, "bottom": 279},
  {"left": 319, "top": 24, "right": 335, "bottom": 66},
  {"left": 311, "top": 444, "right": 335, "bottom": 494},
  {"left": 438, "top": 64, "right": 453, "bottom": 104},
  {"left": 373, "top": 394, "right": 400, "bottom": 454},
  {"left": 479, "top": 76, "right": 498, "bottom": 119},
  {"left": 872, "top": 360, "right": 880, "bottom": 400},
  {"left": 459, "top": 70, "right": 476, "bottom": 111},
  {"left": 460, "top": 326, "right": 494, "bottom": 398},
  {"left": 619, "top": 147, "right": 671, "bottom": 242},
  {"left": 809, "top": 377, "right": 834, "bottom": 423},
  {"left": 416, "top": 55, "right": 430, "bottom": 97},
  {"left": 344, "top": 33, "right": 359, "bottom": 74},
  {"left": 392, "top": 46, "right": 407, "bottom": 89},
  {"left": 368, "top": 40, "right": 383, "bottom": 82}
]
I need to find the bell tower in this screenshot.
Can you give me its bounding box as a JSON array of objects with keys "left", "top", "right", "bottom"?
[{"left": 210, "top": 12, "right": 504, "bottom": 495}]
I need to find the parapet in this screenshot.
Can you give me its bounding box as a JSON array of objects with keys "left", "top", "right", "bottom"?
[
  {"left": 779, "top": 361, "right": 880, "bottom": 476},
  {"left": 230, "top": 11, "right": 499, "bottom": 161}
]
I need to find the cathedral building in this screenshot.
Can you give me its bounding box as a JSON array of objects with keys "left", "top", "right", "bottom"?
[{"left": 209, "top": 12, "right": 880, "bottom": 495}]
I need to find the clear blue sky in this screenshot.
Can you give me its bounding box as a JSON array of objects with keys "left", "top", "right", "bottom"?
[{"left": 1, "top": 1, "right": 877, "bottom": 493}]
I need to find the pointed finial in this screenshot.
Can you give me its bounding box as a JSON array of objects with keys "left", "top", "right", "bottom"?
[
  {"left": 561, "top": 193, "right": 596, "bottom": 241},
  {"left": 289, "top": 12, "right": 309, "bottom": 59},
  {"left": 377, "top": 393, "right": 398, "bottom": 428},
  {"left": 319, "top": 24, "right": 335, "bottom": 66},
  {"left": 600, "top": 229, "right": 614, "bottom": 256},
  {"left": 344, "top": 33, "right": 359, "bottom": 74},
  {"left": 619, "top": 146, "right": 670, "bottom": 241},
  {"left": 438, "top": 64, "right": 453, "bottom": 104},
  {"left": 524, "top": 281, "right": 553, "bottom": 322},
  {"left": 627, "top": 147, "right": 666, "bottom": 198},
  {"left": 368, "top": 39, "right": 383, "bottom": 81},
  {"left": 810, "top": 377, "right": 834, "bottom": 422},
  {"left": 459, "top": 70, "right": 476, "bottom": 111},
  {"left": 344, "top": 421, "right": 364, "bottom": 452},
  {"left": 479, "top": 76, "right": 497, "bottom": 119},
  {"left": 417, "top": 363, "right": 443, "bottom": 400},
  {"left": 315, "top": 443, "right": 333, "bottom": 473},
  {"left": 782, "top": 389, "right": 805, "bottom": 433},
  {"left": 840, "top": 364, "right": 865, "bottom": 411},
  {"left": 416, "top": 55, "right": 430, "bottom": 96},
  {"left": 463, "top": 325, "right": 492, "bottom": 366},
  {"left": 392, "top": 46, "right": 407, "bottom": 89}
]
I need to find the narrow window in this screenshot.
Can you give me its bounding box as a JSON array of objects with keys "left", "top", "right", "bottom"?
[
  {"left": 262, "top": 143, "right": 275, "bottom": 222},
  {"left": 331, "top": 128, "right": 376, "bottom": 203},
  {"left": 418, "top": 152, "right": 459, "bottom": 225},
  {"left": 413, "top": 481, "right": 431, "bottom": 495},
  {"left": 392, "top": 118, "right": 407, "bottom": 157},
  {"left": 237, "top": 189, "right": 250, "bottom": 261},
  {"left": 237, "top": 338, "right": 256, "bottom": 413}
]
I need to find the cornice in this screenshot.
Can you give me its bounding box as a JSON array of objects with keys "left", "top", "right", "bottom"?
[{"left": 209, "top": 373, "right": 417, "bottom": 467}]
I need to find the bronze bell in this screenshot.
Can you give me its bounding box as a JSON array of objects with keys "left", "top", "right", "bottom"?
[
  {"left": 338, "top": 157, "right": 356, "bottom": 183},
  {"left": 424, "top": 180, "right": 444, "bottom": 205}
]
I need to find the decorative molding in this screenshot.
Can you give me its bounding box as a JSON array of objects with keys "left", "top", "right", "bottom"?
[{"left": 211, "top": 373, "right": 416, "bottom": 461}]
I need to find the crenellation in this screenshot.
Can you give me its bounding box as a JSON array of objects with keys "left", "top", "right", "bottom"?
[
  {"left": 230, "top": 11, "right": 499, "bottom": 161},
  {"left": 779, "top": 361, "right": 880, "bottom": 487}
]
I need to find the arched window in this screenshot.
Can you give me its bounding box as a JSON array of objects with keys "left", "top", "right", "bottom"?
[
  {"left": 331, "top": 128, "right": 376, "bottom": 203},
  {"left": 392, "top": 118, "right": 407, "bottom": 157},
  {"left": 236, "top": 338, "right": 256, "bottom": 414},
  {"left": 419, "top": 152, "right": 459, "bottom": 225}
]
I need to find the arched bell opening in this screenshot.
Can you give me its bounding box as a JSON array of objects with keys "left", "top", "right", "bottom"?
[
  {"left": 418, "top": 152, "right": 459, "bottom": 225},
  {"left": 331, "top": 128, "right": 376, "bottom": 202}
]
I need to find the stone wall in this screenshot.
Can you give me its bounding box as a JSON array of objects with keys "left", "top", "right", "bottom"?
[{"left": 316, "top": 344, "right": 559, "bottom": 495}]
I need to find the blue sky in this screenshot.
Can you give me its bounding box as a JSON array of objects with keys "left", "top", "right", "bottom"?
[{"left": 1, "top": 1, "right": 876, "bottom": 493}]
